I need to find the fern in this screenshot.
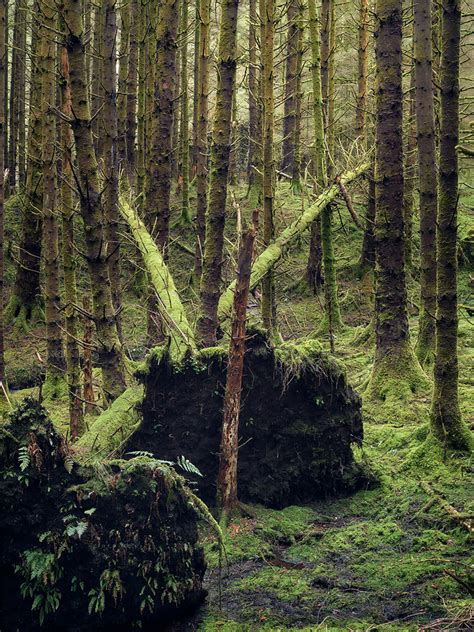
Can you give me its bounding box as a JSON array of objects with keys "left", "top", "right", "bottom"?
[
  {"left": 18, "top": 445, "right": 30, "bottom": 472},
  {"left": 176, "top": 456, "right": 203, "bottom": 477},
  {"left": 126, "top": 450, "right": 154, "bottom": 458}
]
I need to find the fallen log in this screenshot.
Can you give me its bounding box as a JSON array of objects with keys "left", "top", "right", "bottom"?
[
  {"left": 119, "top": 199, "right": 196, "bottom": 361},
  {"left": 217, "top": 161, "right": 370, "bottom": 321},
  {"left": 420, "top": 481, "right": 473, "bottom": 534}
]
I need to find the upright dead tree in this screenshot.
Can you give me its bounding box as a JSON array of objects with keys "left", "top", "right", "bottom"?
[
  {"left": 102, "top": 0, "right": 121, "bottom": 335},
  {"left": 8, "top": 0, "right": 26, "bottom": 188},
  {"left": 59, "top": 36, "right": 84, "bottom": 437},
  {"left": 197, "top": 0, "right": 240, "bottom": 345},
  {"left": 413, "top": 0, "right": 437, "bottom": 366},
  {"left": 217, "top": 209, "right": 258, "bottom": 519},
  {"left": 366, "top": 0, "right": 428, "bottom": 411},
  {"left": 40, "top": 0, "right": 66, "bottom": 398},
  {"left": 136, "top": 0, "right": 147, "bottom": 201},
  {"left": 193, "top": 0, "right": 211, "bottom": 279},
  {"left": 356, "top": 0, "right": 369, "bottom": 137},
  {"left": 260, "top": 0, "right": 276, "bottom": 332},
  {"left": 60, "top": 0, "right": 126, "bottom": 403},
  {"left": 91, "top": 1, "right": 104, "bottom": 158},
  {"left": 430, "top": 0, "right": 471, "bottom": 450},
  {"left": 117, "top": 0, "right": 130, "bottom": 171}
]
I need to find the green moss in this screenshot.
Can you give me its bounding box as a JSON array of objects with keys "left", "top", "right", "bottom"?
[
  {"left": 274, "top": 337, "right": 345, "bottom": 382},
  {"left": 75, "top": 385, "right": 144, "bottom": 459}
]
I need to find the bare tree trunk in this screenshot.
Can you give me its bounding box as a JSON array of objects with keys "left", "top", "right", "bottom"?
[
  {"left": 125, "top": 0, "right": 138, "bottom": 187},
  {"left": 246, "top": 0, "right": 262, "bottom": 206},
  {"left": 197, "top": 0, "right": 240, "bottom": 346},
  {"left": 217, "top": 209, "right": 258, "bottom": 519},
  {"left": 430, "top": 0, "right": 471, "bottom": 450},
  {"left": 179, "top": 0, "right": 191, "bottom": 223},
  {"left": 355, "top": 0, "right": 369, "bottom": 137},
  {"left": 82, "top": 295, "right": 95, "bottom": 415}
]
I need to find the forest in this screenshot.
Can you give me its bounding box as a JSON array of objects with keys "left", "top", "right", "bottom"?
[{"left": 0, "top": 0, "right": 472, "bottom": 628}]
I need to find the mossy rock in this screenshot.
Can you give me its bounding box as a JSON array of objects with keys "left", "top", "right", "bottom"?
[
  {"left": 125, "top": 333, "right": 364, "bottom": 508},
  {"left": 0, "top": 398, "right": 206, "bottom": 631}
]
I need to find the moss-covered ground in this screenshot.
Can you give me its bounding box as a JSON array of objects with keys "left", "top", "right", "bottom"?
[{"left": 4, "top": 173, "right": 473, "bottom": 630}]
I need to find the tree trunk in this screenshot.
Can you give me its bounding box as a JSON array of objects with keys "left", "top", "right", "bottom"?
[
  {"left": 355, "top": 0, "right": 369, "bottom": 137},
  {"left": 197, "top": 0, "right": 240, "bottom": 346},
  {"left": 402, "top": 64, "right": 416, "bottom": 270},
  {"left": 217, "top": 209, "right": 258, "bottom": 518},
  {"left": 179, "top": 0, "right": 191, "bottom": 223},
  {"left": 102, "top": 0, "right": 121, "bottom": 338},
  {"left": 145, "top": 0, "right": 179, "bottom": 345},
  {"left": 91, "top": 1, "right": 104, "bottom": 159},
  {"left": 193, "top": 0, "right": 210, "bottom": 281},
  {"left": 120, "top": 199, "right": 197, "bottom": 360},
  {"left": 359, "top": 167, "right": 376, "bottom": 270},
  {"left": 319, "top": 0, "right": 343, "bottom": 338},
  {"left": 125, "top": 0, "right": 138, "bottom": 187},
  {"left": 246, "top": 0, "right": 262, "bottom": 206},
  {"left": 136, "top": 0, "right": 147, "bottom": 203},
  {"left": 60, "top": 0, "right": 126, "bottom": 404},
  {"left": 82, "top": 295, "right": 95, "bottom": 416},
  {"left": 0, "top": 0, "right": 5, "bottom": 402},
  {"left": 5, "top": 4, "right": 43, "bottom": 330},
  {"left": 40, "top": 0, "right": 66, "bottom": 399},
  {"left": 366, "top": 0, "right": 428, "bottom": 412},
  {"left": 117, "top": 0, "right": 130, "bottom": 172},
  {"left": 281, "top": 0, "right": 303, "bottom": 191},
  {"left": 430, "top": 0, "right": 471, "bottom": 450},
  {"left": 260, "top": 0, "right": 276, "bottom": 333},
  {"left": 59, "top": 39, "right": 84, "bottom": 438},
  {"left": 414, "top": 0, "right": 437, "bottom": 366}
]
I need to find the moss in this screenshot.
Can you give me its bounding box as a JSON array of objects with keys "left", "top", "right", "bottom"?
[
  {"left": 43, "top": 372, "right": 68, "bottom": 401},
  {"left": 274, "top": 337, "right": 345, "bottom": 383},
  {"left": 75, "top": 384, "right": 144, "bottom": 459},
  {"left": 364, "top": 340, "right": 431, "bottom": 424}
]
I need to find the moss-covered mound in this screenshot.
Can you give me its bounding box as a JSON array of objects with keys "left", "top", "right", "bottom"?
[
  {"left": 0, "top": 398, "right": 206, "bottom": 631},
  {"left": 127, "top": 334, "right": 364, "bottom": 508}
]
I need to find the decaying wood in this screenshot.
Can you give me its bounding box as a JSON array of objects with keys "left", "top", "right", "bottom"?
[
  {"left": 217, "top": 209, "right": 258, "bottom": 517},
  {"left": 119, "top": 199, "right": 196, "bottom": 360},
  {"left": 335, "top": 175, "right": 363, "bottom": 229},
  {"left": 420, "top": 481, "right": 473, "bottom": 534}
]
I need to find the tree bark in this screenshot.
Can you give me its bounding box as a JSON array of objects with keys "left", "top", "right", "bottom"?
[
  {"left": 355, "top": 0, "right": 369, "bottom": 137},
  {"left": 125, "top": 0, "right": 138, "bottom": 187},
  {"left": 430, "top": 0, "right": 471, "bottom": 450},
  {"left": 366, "top": 0, "right": 428, "bottom": 409},
  {"left": 260, "top": 0, "right": 276, "bottom": 333},
  {"left": 193, "top": 0, "right": 210, "bottom": 280},
  {"left": 179, "top": 0, "right": 191, "bottom": 223},
  {"left": 40, "top": 0, "right": 66, "bottom": 398},
  {"left": 217, "top": 209, "right": 258, "bottom": 518},
  {"left": 414, "top": 0, "right": 437, "bottom": 366},
  {"left": 0, "top": 0, "right": 5, "bottom": 398},
  {"left": 59, "top": 40, "right": 84, "bottom": 437},
  {"left": 197, "top": 0, "right": 240, "bottom": 346},
  {"left": 102, "top": 0, "right": 122, "bottom": 338},
  {"left": 59, "top": 0, "right": 126, "bottom": 404},
  {"left": 246, "top": 0, "right": 262, "bottom": 206}
]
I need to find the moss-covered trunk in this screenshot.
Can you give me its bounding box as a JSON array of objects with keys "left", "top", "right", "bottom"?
[
  {"left": 102, "top": 0, "right": 121, "bottom": 337},
  {"left": 281, "top": 0, "right": 303, "bottom": 190},
  {"left": 179, "top": 0, "right": 190, "bottom": 223},
  {"left": 366, "top": 0, "right": 428, "bottom": 414},
  {"left": 260, "top": 0, "right": 276, "bottom": 332},
  {"left": 356, "top": 0, "right": 369, "bottom": 137},
  {"left": 402, "top": 63, "right": 416, "bottom": 270},
  {"left": 125, "top": 0, "right": 138, "bottom": 187},
  {"left": 246, "top": 0, "right": 262, "bottom": 206},
  {"left": 430, "top": 0, "right": 471, "bottom": 450},
  {"left": 0, "top": 0, "right": 5, "bottom": 393},
  {"left": 40, "top": 0, "right": 66, "bottom": 397},
  {"left": 60, "top": 0, "right": 126, "bottom": 403},
  {"left": 193, "top": 0, "right": 211, "bottom": 280},
  {"left": 117, "top": 0, "right": 130, "bottom": 172},
  {"left": 59, "top": 41, "right": 84, "bottom": 438},
  {"left": 414, "top": 0, "right": 437, "bottom": 366},
  {"left": 6, "top": 9, "right": 43, "bottom": 330},
  {"left": 197, "top": 0, "right": 240, "bottom": 346}
]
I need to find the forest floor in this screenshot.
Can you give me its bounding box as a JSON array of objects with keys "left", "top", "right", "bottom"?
[{"left": 4, "top": 176, "right": 474, "bottom": 631}]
